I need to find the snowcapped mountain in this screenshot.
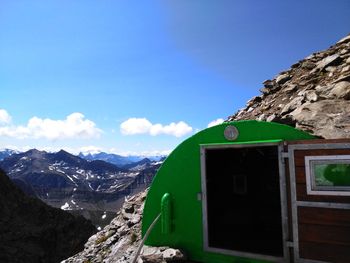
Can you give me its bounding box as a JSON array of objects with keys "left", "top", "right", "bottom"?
[
  {"left": 0, "top": 149, "right": 162, "bottom": 227},
  {"left": 0, "top": 149, "right": 129, "bottom": 194},
  {"left": 78, "top": 152, "right": 141, "bottom": 166},
  {"left": 78, "top": 151, "right": 166, "bottom": 166},
  {"left": 0, "top": 148, "right": 20, "bottom": 161},
  {"left": 121, "top": 157, "right": 162, "bottom": 171}
]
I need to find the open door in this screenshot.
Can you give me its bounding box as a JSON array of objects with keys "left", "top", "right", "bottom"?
[
  {"left": 201, "top": 143, "right": 290, "bottom": 262},
  {"left": 287, "top": 139, "right": 350, "bottom": 263}
]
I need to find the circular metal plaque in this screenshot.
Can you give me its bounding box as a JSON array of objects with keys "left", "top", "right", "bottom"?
[{"left": 224, "top": 125, "right": 239, "bottom": 141}]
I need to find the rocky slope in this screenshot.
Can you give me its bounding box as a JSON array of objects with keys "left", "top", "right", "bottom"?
[
  {"left": 63, "top": 190, "right": 186, "bottom": 263},
  {"left": 0, "top": 168, "right": 96, "bottom": 263},
  {"left": 228, "top": 34, "right": 350, "bottom": 138}
]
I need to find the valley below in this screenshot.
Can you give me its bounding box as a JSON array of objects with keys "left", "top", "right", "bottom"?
[{"left": 0, "top": 149, "right": 163, "bottom": 228}]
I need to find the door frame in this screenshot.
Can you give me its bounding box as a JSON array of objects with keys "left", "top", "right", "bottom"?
[
  {"left": 287, "top": 142, "right": 350, "bottom": 263},
  {"left": 200, "top": 142, "right": 290, "bottom": 262}
]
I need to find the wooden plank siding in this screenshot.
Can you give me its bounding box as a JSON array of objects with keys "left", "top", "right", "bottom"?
[
  {"left": 298, "top": 207, "right": 350, "bottom": 262},
  {"left": 299, "top": 207, "right": 350, "bottom": 227},
  {"left": 289, "top": 140, "right": 350, "bottom": 262},
  {"left": 299, "top": 241, "right": 350, "bottom": 263}
]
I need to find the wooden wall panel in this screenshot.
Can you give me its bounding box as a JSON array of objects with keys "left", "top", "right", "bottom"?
[
  {"left": 298, "top": 207, "right": 350, "bottom": 263},
  {"left": 299, "top": 224, "right": 350, "bottom": 245},
  {"left": 295, "top": 183, "right": 350, "bottom": 203},
  {"left": 299, "top": 241, "right": 350, "bottom": 263},
  {"left": 294, "top": 149, "right": 350, "bottom": 167},
  {"left": 299, "top": 207, "right": 350, "bottom": 227},
  {"left": 288, "top": 141, "right": 350, "bottom": 262}
]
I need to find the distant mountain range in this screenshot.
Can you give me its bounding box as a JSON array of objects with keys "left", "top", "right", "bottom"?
[
  {"left": 0, "top": 149, "right": 163, "bottom": 228},
  {"left": 0, "top": 148, "right": 19, "bottom": 161},
  {"left": 78, "top": 151, "right": 165, "bottom": 166}
]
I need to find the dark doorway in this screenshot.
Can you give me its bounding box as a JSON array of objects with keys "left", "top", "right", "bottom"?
[{"left": 204, "top": 145, "right": 283, "bottom": 257}]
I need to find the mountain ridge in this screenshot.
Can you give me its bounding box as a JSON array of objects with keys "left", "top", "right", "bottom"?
[
  {"left": 0, "top": 148, "right": 20, "bottom": 161},
  {"left": 78, "top": 151, "right": 166, "bottom": 166},
  {"left": 0, "top": 149, "right": 162, "bottom": 228},
  {"left": 0, "top": 168, "right": 96, "bottom": 263}
]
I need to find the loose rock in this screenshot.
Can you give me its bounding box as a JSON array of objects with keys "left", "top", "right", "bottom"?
[
  {"left": 62, "top": 190, "right": 187, "bottom": 263},
  {"left": 315, "top": 54, "right": 341, "bottom": 71},
  {"left": 228, "top": 33, "right": 350, "bottom": 139},
  {"left": 329, "top": 81, "right": 350, "bottom": 99}
]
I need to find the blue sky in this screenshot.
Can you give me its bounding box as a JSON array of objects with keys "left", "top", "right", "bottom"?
[{"left": 0, "top": 0, "right": 349, "bottom": 155}]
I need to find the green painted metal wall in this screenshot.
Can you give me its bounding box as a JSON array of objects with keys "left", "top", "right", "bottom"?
[{"left": 142, "top": 120, "right": 315, "bottom": 263}]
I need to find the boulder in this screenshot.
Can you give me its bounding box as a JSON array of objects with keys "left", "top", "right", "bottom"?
[
  {"left": 329, "top": 81, "right": 350, "bottom": 99},
  {"left": 290, "top": 100, "right": 350, "bottom": 138},
  {"left": 140, "top": 246, "right": 186, "bottom": 263},
  {"left": 276, "top": 73, "right": 292, "bottom": 85}
]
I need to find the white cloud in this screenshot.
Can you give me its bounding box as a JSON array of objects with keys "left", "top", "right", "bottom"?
[
  {"left": 207, "top": 118, "right": 224, "bottom": 128},
  {"left": 0, "top": 112, "right": 102, "bottom": 140},
  {"left": 120, "top": 118, "right": 152, "bottom": 135},
  {"left": 79, "top": 146, "right": 103, "bottom": 155},
  {"left": 120, "top": 118, "right": 193, "bottom": 137},
  {"left": 0, "top": 109, "right": 11, "bottom": 124},
  {"left": 149, "top": 121, "right": 193, "bottom": 137}
]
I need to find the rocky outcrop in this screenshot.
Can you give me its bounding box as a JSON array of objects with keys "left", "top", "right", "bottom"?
[
  {"left": 63, "top": 190, "right": 188, "bottom": 263},
  {"left": 0, "top": 169, "right": 96, "bottom": 263},
  {"left": 228, "top": 34, "right": 350, "bottom": 139}
]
